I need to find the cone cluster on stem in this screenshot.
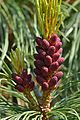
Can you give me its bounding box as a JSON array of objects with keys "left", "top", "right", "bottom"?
[
  {"left": 34, "top": 34, "right": 64, "bottom": 91},
  {"left": 12, "top": 69, "right": 34, "bottom": 92}
]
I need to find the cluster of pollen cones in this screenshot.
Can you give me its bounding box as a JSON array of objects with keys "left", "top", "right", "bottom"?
[
  {"left": 34, "top": 34, "right": 64, "bottom": 91},
  {"left": 12, "top": 69, "right": 34, "bottom": 92},
  {"left": 12, "top": 34, "right": 64, "bottom": 93}
]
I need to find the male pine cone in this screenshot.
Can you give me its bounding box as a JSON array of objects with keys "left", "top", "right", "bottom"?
[{"left": 34, "top": 34, "right": 64, "bottom": 91}]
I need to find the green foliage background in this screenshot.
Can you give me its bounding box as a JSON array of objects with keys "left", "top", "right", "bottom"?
[{"left": 0, "top": 0, "right": 80, "bottom": 120}]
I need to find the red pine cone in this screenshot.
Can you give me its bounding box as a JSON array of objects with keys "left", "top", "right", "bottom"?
[
  {"left": 12, "top": 69, "right": 34, "bottom": 92},
  {"left": 34, "top": 34, "right": 64, "bottom": 91}
]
